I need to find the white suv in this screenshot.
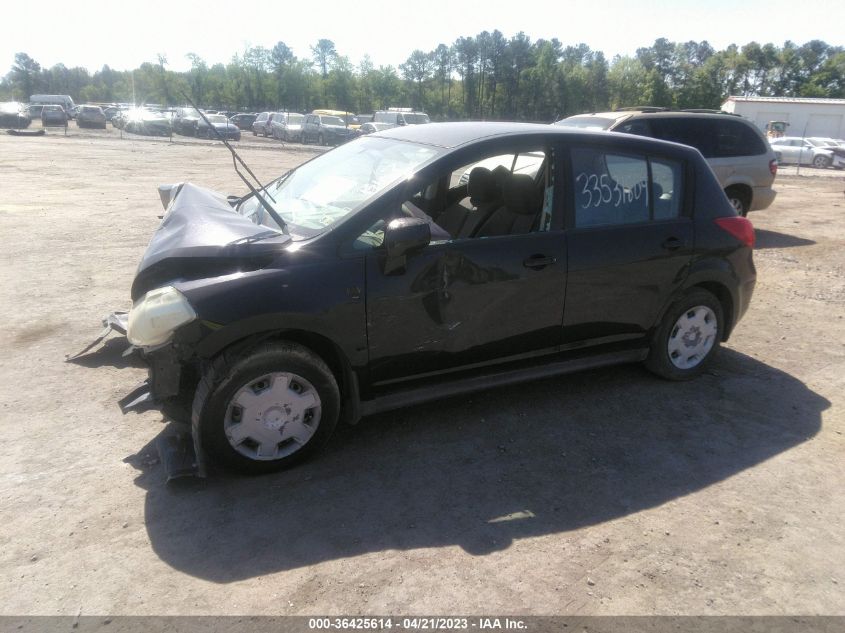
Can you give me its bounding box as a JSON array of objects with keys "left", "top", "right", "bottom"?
[{"left": 555, "top": 109, "right": 778, "bottom": 216}]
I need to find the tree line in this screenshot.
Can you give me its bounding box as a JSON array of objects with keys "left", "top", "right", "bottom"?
[{"left": 2, "top": 34, "right": 844, "bottom": 122}]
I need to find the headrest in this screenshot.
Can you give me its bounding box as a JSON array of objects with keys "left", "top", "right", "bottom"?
[
  {"left": 504, "top": 174, "right": 538, "bottom": 215},
  {"left": 467, "top": 167, "right": 497, "bottom": 202},
  {"left": 491, "top": 165, "right": 510, "bottom": 191}
]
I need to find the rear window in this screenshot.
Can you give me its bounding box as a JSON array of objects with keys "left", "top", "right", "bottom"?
[{"left": 648, "top": 117, "right": 767, "bottom": 158}]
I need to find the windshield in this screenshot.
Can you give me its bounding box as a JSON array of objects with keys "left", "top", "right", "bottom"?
[
  {"left": 238, "top": 137, "right": 440, "bottom": 239},
  {"left": 555, "top": 116, "right": 615, "bottom": 130},
  {"left": 321, "top": 116, "right": 345, "bottom": 126},
  {"left": 206, "top": 115, "right": 227, "bottom": 124},
  {"left": 288, "top": 114, "right": 304, "bottom": 125}
]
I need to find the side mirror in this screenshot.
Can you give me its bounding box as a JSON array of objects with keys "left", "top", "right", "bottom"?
[{"left": 383, "top": 217, "right": 431, "bottom": 275}]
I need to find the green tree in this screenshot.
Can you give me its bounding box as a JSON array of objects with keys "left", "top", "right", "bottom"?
[{"left": 400, "top": 49, "right": 433, "bottom": 111}]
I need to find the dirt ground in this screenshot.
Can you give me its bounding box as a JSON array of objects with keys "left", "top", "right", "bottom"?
[{"left": 0, "top": 127, "right": 843, "bottom": 616}]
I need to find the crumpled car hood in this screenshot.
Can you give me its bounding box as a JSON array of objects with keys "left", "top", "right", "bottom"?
[{"left": 131, "top": 182, "right": 290, "bottom": 300}]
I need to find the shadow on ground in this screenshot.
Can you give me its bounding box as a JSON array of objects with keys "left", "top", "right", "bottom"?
[
  {"left": 127, "top": 348, "right": 828, "bottom": 582},
  {"left": 754, "top": 229, "right": 816, "bottom": 250},
  {"left": 67, "top": 336, "right": 145, "bottom": 369}
]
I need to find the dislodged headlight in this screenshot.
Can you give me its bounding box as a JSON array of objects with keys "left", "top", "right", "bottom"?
[{"left": 127, "top": 286, "right": 197, "bottom": 347}]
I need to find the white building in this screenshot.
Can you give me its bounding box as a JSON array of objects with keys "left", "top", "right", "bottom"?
[{"left": 721, "top": 96, "right": 845, "bottom": 139}]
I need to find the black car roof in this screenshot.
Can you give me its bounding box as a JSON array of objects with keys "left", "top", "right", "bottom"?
[
  {"left": 374, "top": 122, "right": 555, "bottom": 148},
  {"left": 372, "top": 121, "right": 703, "bottom": 158}
]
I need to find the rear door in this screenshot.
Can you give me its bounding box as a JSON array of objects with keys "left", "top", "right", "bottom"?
[{"left": 562, "top": 144, "right": 693, "bottom": 347}]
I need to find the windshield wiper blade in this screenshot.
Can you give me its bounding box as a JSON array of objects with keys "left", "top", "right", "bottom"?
[
  {"left": 180, "top": 91, "right": 288, "bottom": 233},
  {"left": 234, "top": 168, "right": 294, "bottom": 206}
]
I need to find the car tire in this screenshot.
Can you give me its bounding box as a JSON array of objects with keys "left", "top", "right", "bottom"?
[
  {"left": 645, "top": 288, "right": 723, "bottom": 381},
  {"left": 724, "top": 186, "right": 750, "bottom": 217},
  {"left": 195, "top": 341, "right": 341, "bottom": 475},
  {"left": 812, "top": 155, "right": 831, "bottom": 169}
]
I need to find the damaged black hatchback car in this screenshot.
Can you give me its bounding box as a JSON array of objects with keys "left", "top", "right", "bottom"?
[{"left": 118, "top": 122, "right": 756, "bottom": 474}]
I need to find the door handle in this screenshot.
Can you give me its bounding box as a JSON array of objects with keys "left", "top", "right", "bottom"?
[
  {"left": 662, "top": 237, "right": 682, "bottom": 251},
  {"left": 523, "top": 255, "right": 557, "bottom": 270}
]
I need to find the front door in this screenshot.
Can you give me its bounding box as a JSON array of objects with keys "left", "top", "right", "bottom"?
[
  {"left": 358, "top": 142, "right": 567, "bottom": 387},
  {"left": 366, "top": 232, "right": 567, "bottom": 385}
]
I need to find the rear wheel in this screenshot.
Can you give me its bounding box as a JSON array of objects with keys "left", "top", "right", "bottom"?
[
  {"left": 645, "top": 289, "right": 723, "bottom": 381},
  {"left": 724, "top": 186, "right": 750, "bottom": 217},
  {"left": 195, "top": 342, "right": 340, "bottom": 475}
]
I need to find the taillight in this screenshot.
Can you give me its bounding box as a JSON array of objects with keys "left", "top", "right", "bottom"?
[
  {"left": 715, "top": 216, "right": 755, "bottom": 248},
  {"left": 769, "top": 159, "right": 778, "bottom": 177}
]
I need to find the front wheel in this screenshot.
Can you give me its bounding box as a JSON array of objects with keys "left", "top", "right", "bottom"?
[
  {"left": 813, "top": 155, "right": 831, "bottom": 169},
  {"left": 645, "top": 289, "right": 723, "bottom": 381},
  {"left": 195, "top": 342, "right": 341, "bottom": 475}
]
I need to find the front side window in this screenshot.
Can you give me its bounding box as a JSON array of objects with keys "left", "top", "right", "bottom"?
[
  {"left": 352, "top": 146, "right": 553, "bottom": 250},
  {"left": 571, "top": 147, "right": 682, "bottom": 228}
]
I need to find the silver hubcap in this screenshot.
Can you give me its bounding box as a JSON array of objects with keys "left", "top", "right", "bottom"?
[
  {"left": 729, "top": 197, "right": 744, "bottom": 213},
  {"left": 224, "top": 372, "right": 321, "bottom": 461},
  {"left": 667, "top": 305, "right": 718, "bottom": 370}
]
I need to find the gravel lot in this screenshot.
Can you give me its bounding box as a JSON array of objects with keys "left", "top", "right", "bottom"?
[{"left": 0, "top": 126, "right": 843, "bottom": 616}]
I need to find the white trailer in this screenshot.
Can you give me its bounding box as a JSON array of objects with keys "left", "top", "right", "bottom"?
[{"left": 721, "top": 96, "right": 845, "bottom": 140}]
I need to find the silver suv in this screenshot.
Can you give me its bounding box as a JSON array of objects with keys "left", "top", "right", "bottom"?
[{"left": 555, "top": 109, "right": 777, "bottom": 215}]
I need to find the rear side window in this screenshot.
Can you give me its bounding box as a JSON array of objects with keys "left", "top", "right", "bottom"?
[
  {"left": 712, "top": 120, "right": 767, "bottom": 157},
  {"left": 614, "top": 119, "right": 652, "bottom": 136},
  {"left": 649, "top": 117, "right": 766, "bottom": 158},
  {"left": 571, "top": 147, "right": 683, "bottom": 228}
]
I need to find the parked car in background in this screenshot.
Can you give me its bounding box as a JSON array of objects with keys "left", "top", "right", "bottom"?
[
  {"left": 769, "top": 136, "right": 836, "bottom": 168},
  {"left": 312, "top": 109, "right": 360, "bottom": 131},
  {"left": 357, "top": 122, "right": 392, "bottom": 135},
  {"left": 28, "top": 104, "right": 44, "bottom": 118},
  {"left": 0, "top": 101, "right": 32, "bottom": 128},
  {"left": 29, "top": 94, "right": 75, "bottom": 117},
  {"left": 41, "top": 105, "right": 68, "bottom": 127},
  {"left": 555, "top": 109, "right": 777, "bottom": 216},
  {"left": 373, "top": 108, "right": 430, "bottom": 127},
  {"left": 806, "top": 137, "right": 845, "bottom": 169},
  {"left": 76, "top": 105, "right": 107, "bottom": 129},
  {"left": 252, "top": 112, "right": 271, "bottom": 136},
  {"left": 356, "top": 114, "right": 374, "bottom": 125},
  {"left": 196, "top": 114, "right": 242, "bottom": 140},
  {"left": 230, "top": 113, "right": 257, "bottom": 130},
  {"left": 260, "top": 112, "right": 284, "bottom": 137},
  {"left": 172, "top": 107, "right": 201, "bottom": 136},
  {"left": 103, "top": 106, "right": 121, "bottom": 121},
  {"left": 270, "top": 112, "right": 305, "bottom": 141},
  {"left": 124, "top": 108, "right": 172, "bottom": 136},
  {"left": 301, "top": 114, "right": 356, "bottom": 145}
]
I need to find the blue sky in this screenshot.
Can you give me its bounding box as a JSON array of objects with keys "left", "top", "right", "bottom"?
[{"left": 2, "top": 0, "right": 843, "bottom": 74}]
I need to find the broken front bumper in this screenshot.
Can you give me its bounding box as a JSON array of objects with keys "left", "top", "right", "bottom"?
[{"left": 70, "top": 312, "right": 204, "bottom": 478}]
